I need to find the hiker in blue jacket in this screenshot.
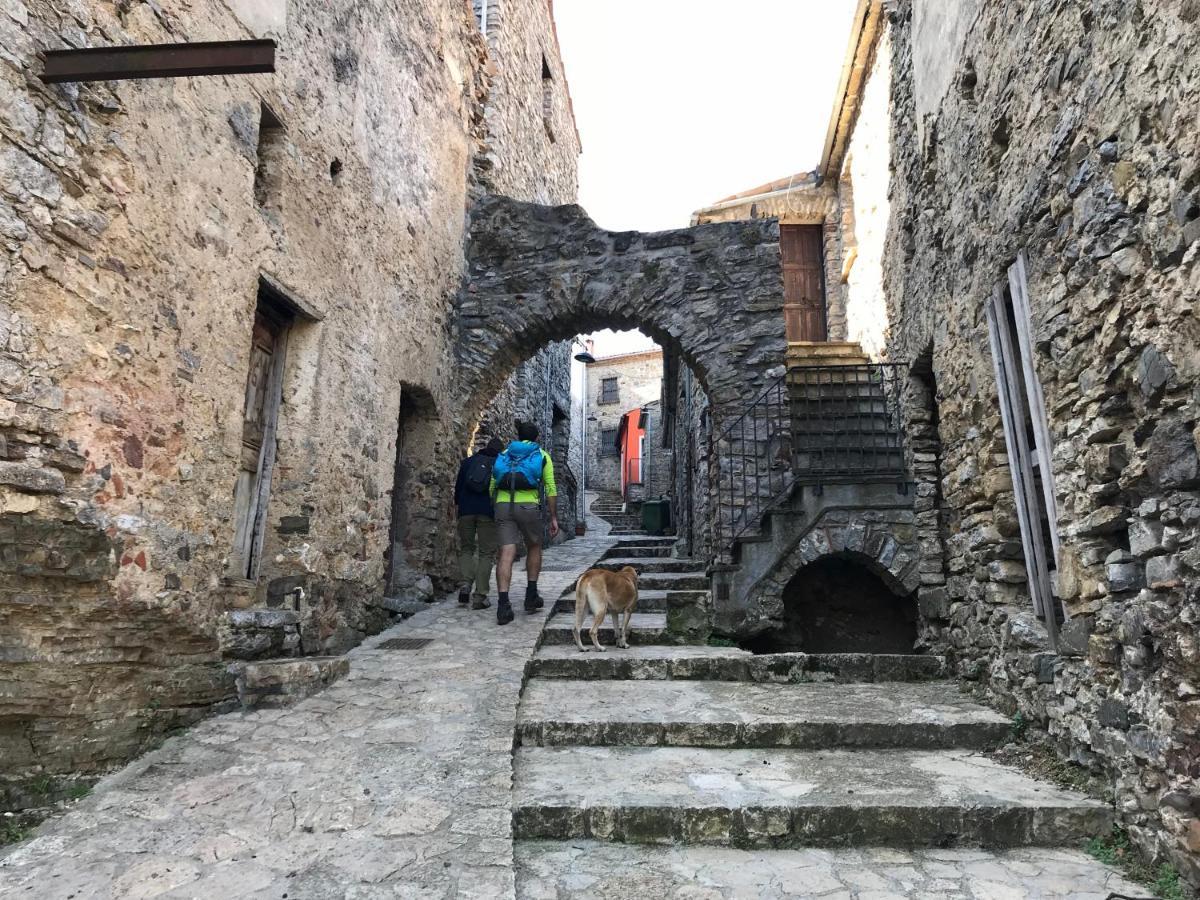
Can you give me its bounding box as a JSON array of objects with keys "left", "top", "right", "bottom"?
[{"left": 453, "top": 436, "right": 503, "bottom": 609}]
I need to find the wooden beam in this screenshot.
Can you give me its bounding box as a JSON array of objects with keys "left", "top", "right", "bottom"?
[{"left": 39, "top": 39, "right": 275, "bottom": 84}]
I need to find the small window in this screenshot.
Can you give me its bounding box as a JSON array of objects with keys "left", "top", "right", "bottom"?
[
  {"left": 599, "top": 377, "right": 619, "bottom": 405},
  {"left": 541, "top": 54, "right": 555, "bottom": 142},
  {"left": 253, "top": 103, "right": 285, "bottom": 215},
  {"left": 599, "top": 428, "right": 618, "bottom": 457}
]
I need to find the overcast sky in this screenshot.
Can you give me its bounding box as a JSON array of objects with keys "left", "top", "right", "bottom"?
[
  {"left": 554, "top": 0, "right": 859, "bottom": 234},
  {"left": 556, "top": 0, "right": 859, "bottom": 354}
]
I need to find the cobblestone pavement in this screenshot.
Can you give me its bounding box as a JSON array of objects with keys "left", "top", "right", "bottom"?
[
  {"left": 516, "top": 841, "right": 1149, "bottom": 899},
  {"left": 0, "top": 535, "right": 616, "bottom": 900}
]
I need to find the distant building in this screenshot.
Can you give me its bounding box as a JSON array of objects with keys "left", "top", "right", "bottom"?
[{"left": 581, "top": 349, "right": 663, "bottom": 500}]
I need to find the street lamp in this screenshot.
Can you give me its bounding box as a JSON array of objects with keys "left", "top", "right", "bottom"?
[{"left": 572, "top": 344, "right": 596, "bottom": 530}]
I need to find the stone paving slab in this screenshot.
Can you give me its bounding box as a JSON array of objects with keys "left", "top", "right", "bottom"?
[
  {"left": 0, "top": 536, "right": 617, "bottom": 900},
  {"left": 512, "top": 746, "right": 1112, "bottom": 847},
  {"left": 516, "top": 680, "right": 1011, "bottom": 749},
  {"left": 514, "top": 841, "right": 1148, "bottom": 899},
  {"left": 529, "top": 646, "right": 947, "bottom": 683},
  {"left": 541, "top": 613, "right": 668, "bottom": 646}
]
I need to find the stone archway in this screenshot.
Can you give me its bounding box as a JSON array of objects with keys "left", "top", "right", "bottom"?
[
  {"left": 731, "top": 511, "right": 922, "bottom": 639},
  {"left": 453, "top": 196, "right": 787, "bottom": 440}
]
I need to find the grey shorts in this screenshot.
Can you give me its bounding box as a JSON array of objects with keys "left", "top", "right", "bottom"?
[{"left": 494, "top": 502, "right": 542, "bottom": 547}]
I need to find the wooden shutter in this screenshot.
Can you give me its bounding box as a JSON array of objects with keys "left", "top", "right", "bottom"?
[{"left": 986, "top": 265, "right": 1060, "bottom": 648}]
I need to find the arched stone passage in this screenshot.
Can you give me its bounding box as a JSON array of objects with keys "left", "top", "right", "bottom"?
[{"left": 454, "top": 196, "right": 787, "bottom": 440}]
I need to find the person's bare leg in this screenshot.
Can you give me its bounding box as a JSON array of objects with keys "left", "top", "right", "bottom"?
[
  {"left": 525, "top": 542, "right": 543, "bottom": 582},
  {"left": 497, "top": 544, "right": 516, "bottom": 593}
]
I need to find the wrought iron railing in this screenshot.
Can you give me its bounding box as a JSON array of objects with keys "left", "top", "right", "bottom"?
[
  {"left": 709, "top": 363, "right": 907, "bottom": 562},
  {"left": 710, "top": 374, "right": 793, "bottom": 562},
  {"left": 788, "top": 363, "right": 906, "bottom": 479}
]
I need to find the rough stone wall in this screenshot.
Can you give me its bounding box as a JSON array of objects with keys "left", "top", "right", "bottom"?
[
  {"left": 0, "top": 0, "right": 577, "bottom": 791},
  {"left": 886, "top": 0, "right": 1200, "bottom": 881},
  {"left": 582, "top": 350, "right": 663, "bottom": 494},
  {"left": 640, "top": 401, "right": 670, "bottom": 501}
]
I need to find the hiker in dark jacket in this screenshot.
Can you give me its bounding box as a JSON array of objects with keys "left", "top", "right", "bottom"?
[{"left": 454, "top": 437, "right": 503, "bottom": 609}]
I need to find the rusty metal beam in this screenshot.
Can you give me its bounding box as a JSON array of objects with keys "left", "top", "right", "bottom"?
[{"left": 39, "top": 39, "right": 275, "bottom": 84}]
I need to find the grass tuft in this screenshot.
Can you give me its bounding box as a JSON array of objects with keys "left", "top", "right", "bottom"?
[{"left": 1085, "top": 825, "right": 1186, "bottom": 900}]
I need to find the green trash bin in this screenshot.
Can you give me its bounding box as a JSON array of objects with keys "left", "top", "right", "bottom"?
[{"left": 641, "top": 499, "right": 671, "bottom": 535}]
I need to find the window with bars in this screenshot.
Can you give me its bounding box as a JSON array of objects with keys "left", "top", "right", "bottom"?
[
  {"left": 599, "top": 428, "right": 618, "bottom": 456},
  {"left": 599, "top": 377, "right": 619, "bottom": 404}
]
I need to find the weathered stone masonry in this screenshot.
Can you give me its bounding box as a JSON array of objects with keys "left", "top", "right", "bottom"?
[
  {"left": 0, "top": 0, "right": 579, "bottom": 797},
  {"left": 886, "top": 0, "right": 1200, "bottom": 881}
]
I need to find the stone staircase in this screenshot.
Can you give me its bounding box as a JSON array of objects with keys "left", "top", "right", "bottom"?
[
  {"left": 589, "top": 491, "right": 644, "bottom": 535},
  {"left": 512, "top": 538, "right": 1118, "bottom": 895}
]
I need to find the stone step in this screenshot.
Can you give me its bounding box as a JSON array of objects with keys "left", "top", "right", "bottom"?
[
  {"left": 227, "top": 655, "right": 349, "bottom": 709},
  {"left": 593, "top": 556, "right": 704, "bottom": 574},
  {"left": 512, "top": 746, "right": 1111, "bottom": 848},
  {"left": 600, "top": 544, "right": 673, "bottom": 559},
  {"left": 516, "top": 680, "right": 1010, "bottom": 750},
  {"left": 541, "top": 613, "right": 668, "bottom": 646},
  {"left": 633, "top": 572, "right": 708, "bottom": 591},
  {"left": 515, "top": 841, "right": 1148, "bottom": 898},
  {"left": 528, "top": 646, "right": 948, "bottom": 683},
  {"left": 614, "top": 536, "right": 675, "bottom": 546},
  {"left": 553, "top": 589, "right": 706, "bottom": 614}
]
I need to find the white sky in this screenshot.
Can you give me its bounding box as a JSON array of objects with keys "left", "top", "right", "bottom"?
[
  {"left": 554, "top": 0, "right": 860, "bottom": 234},
  {"left": 557, "top": 1, "right": 859, "bottom": 356}
]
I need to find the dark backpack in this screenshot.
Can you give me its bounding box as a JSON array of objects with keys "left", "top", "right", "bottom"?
[{"left": 462, "top": 454, "right": 494, "bottom": 494}]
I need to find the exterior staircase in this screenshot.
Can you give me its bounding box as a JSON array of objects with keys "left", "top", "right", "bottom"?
[
  {"left": 589, "top": 491, "right": 644, "bottom": 535},
  {"left": 511, "top": 536, "right": 1121, "bottom": 894}
]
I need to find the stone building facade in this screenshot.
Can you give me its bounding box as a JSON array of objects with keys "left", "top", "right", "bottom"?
[
  {"left": 579, "top": 349, "right": 663, "bottom": 497},
  {"left": 882, "top": 0, "right": 1200, "bottom": 881},
  {"left": 0, "top": 0, "right": 580, "bottom": 798}
]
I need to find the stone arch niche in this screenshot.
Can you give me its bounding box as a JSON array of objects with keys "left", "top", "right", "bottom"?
[
  {"left": 736, "top": 515, "right": 922, "bottom": 650},
  {"left": 453, "top": 196, "right": 787, "bottom": 443}
]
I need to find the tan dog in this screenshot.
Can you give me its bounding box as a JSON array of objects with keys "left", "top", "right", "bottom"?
[{"left": 573, "top": 566, "right": 638, "bottom": 652}]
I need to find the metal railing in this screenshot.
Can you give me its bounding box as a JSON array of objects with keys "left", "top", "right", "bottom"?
[
  {"left": 789, "top": 363, "right": 906, "bottom": 479},
  {"left": 710, "top": 374, "right": 793, "bottom": 562},
  {"left": 710, "top": 363, "right": 907, "bottom": 562}
]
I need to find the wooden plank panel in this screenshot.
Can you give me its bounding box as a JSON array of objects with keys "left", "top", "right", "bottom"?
[
  {"left": 781, "top": 225, "right": 827, "bottom": 341},
  {"left": 988, "top": 287, "right": 1059, "bottom": 648},
  {"left": 1008, "top": 252, "right": 1062, "bottom": 569}
]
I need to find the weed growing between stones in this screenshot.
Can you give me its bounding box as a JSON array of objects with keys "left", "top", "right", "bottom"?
[
  {"left": 1, "top": 817, "right": 29, "bottom": 846},
  {"left": 706, "top": 636, "right": 735, "bottom": 647},
  {"left": 1086, "top": 825, "right": 1188, "bottom": 900},
  {"left": 1010, "top": 712, "right": 1029, "bottom": 742}
]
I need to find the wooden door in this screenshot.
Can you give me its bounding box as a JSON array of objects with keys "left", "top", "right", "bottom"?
[
  {"left": 232, "top": 304, "right": 289, "bottom": 578},
  {"left": 780, "top": 224, "right": 827, "bottom": 342}
]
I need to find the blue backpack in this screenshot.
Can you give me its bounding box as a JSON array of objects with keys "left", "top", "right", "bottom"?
[{"left": 493, "top": 441, "right": 545, "bottom": 496}]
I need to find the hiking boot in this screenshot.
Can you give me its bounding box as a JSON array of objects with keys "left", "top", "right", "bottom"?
[
  {"left": 458, "top": 590, "right": 470, "bottom": 606},
  {"left": 496, "top": 599, "right": 514, "bottom": 625},
  {"left": 524, "top": 585, "right": 544, "bottom": 613},
  {"left": 470, "top": 594, "right": 492, "bottom": 610}
]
